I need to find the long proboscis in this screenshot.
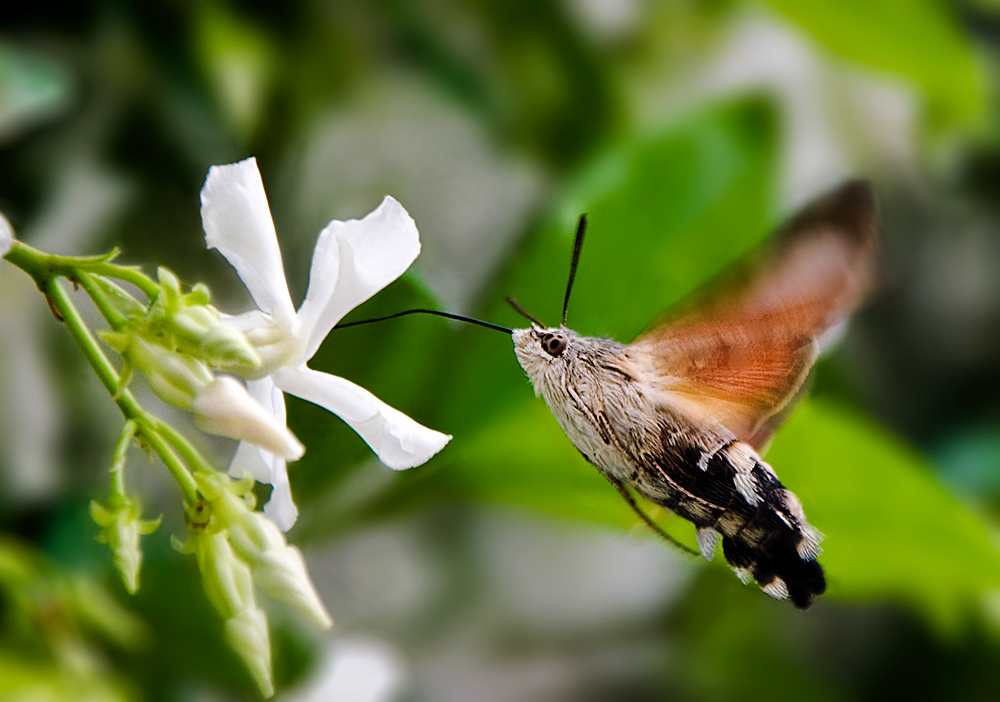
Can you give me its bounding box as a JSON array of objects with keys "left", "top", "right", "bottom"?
[{"left": 333, "top": 308, "right": 513, "bottom": 335}]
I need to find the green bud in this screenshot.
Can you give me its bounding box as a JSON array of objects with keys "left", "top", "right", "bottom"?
[
  {"left": 121, "top": 335, "right": 213, "bottom": 410},
  {"left": 188, "top": 282, "right": 212, "bottom": 306},
  {"left": 173, "top": 513, "right": 274, "bottom": 697},
  {"left": 157, "top": 266, "right": 183, "bottom": 299},
  {"left": 225, "top": 609, "right": 273, "bottom": 698},
  {"left": 89, "top": 498, "right": 161, "bottom": 594},
  {"left": 196, "top": 473, "right": 331, "bottom": 630},
  {"left": 102, "top": 332, "right": 300, "bottom": 457},
  {"left": 144, "top": 268, "right": 261, "bottom": 371}
]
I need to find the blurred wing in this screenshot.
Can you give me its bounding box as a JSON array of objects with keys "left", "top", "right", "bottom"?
[{"left": 630, "top": 180, "right": 877, "bottom": 451}]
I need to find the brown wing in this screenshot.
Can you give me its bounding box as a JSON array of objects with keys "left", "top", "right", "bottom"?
[{"left": 630, "top": 180, "right": 877, "bottom": 451}]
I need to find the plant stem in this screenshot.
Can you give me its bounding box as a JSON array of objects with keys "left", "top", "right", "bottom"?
[
  {"left": 76, "top": 271, "right": 129, "bottom": 331},
  {"left": 109, "top": 421, "right": 137, "bottom": 505},
  {"left": 5, "top": 241, "right": 160, "bottom": 300},
  {"left": 43, "top": 276, "right": 200, "bottom": 506}
]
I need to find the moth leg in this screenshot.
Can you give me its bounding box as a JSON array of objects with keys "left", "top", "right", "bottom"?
[{"left": 604, "top": 475, "right": 698, "bottom": 556}]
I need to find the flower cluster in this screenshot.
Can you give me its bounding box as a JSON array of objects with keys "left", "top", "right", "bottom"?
[
  {"left": 173, "top": 472, "right": 332, "bottom": 696},
  {"left": 2, "top": 157, "right": 452, "bottom": 698}
]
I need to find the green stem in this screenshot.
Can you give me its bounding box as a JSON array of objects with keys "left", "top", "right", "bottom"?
[
  {"left": 153, "top": 419, "right": 217, "bottom": 476},
  {"left": 5, "top": 241, "right": 160, "bottom": 300},
  {"left": 109, "top": 421, "right": 137, "bottom": 505},
  {"left": 76, "top": 271, "right": 128, "bottom": 331},
  {"left": 43, "top": 277, "right": 200, "bottom": 506}
]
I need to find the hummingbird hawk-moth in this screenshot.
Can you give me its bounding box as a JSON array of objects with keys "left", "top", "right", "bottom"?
[
  {"left": 338, "top": 180, "right": 877, "bottom": 608},
  {"left": 509, "top": 181, "right": 877, "bottom": 608}
]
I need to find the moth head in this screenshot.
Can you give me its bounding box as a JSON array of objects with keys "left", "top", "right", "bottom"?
[{"left": 512, "top": 326, "right": 578, "bottom": 385}]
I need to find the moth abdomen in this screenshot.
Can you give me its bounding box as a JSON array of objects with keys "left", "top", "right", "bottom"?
[
  {"left": 721, "top": 528, "right": 826, "bottom": 609},
  {"left": 640, "top": 432, "right": 826, "bottom": 608},
  {"left": 713, "top": 456, "right": 826, "bottom": 608}
]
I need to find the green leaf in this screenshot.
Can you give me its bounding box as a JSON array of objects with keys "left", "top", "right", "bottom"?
[
  {"left": 765, "top": 400, "right": 1000, "bottom": 632},
  {"left": 426, "top": 97, "right": 779, "bottom": 532},
  {"left": 764, "top": 0, "right": 986, "bottom": 131},
  {"left": 435, "top": 97, "right": 780, "bottom": 439}
]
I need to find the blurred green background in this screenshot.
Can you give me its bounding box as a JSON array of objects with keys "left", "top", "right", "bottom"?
[{"left": 3, "top": 1, "right": 1000, "bottom": 700}]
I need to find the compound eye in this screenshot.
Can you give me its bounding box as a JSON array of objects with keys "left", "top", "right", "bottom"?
[{"left": 541, "top": 333, "right": 567, "bottom": 357}]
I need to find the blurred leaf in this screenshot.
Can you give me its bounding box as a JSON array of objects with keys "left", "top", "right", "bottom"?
[
  {"left": 764, "top": 0, "right": 986, "bottom": 131},
  {"left": 416, "top": 97, "right": 778, "bottom": 525},
  {"left": 933, "top": 426, "right": 1000, "bottom": 499},
  {"left": 194, "top": 2, "right": 276, "bottom": 141},
  {"left": 766, "top": 400, "right": 1000, "bottom": 632},
  {"left": 0, "top": 653, "right": 134, "bottom": 702},
  {"left": 0, "top": 42, "right": 71, "bottom": 143}
]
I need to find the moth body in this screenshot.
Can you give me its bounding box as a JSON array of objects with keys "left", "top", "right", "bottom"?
[
  {"left": 513, "top": 325, "right": 825, "bottom": 608},
  {"left": 508, "top": 180, "right": 877, "bottom": 609}
]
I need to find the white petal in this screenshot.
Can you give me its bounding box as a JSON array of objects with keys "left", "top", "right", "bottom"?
[
  {"left": 228, "top": 377, "right": 300, "bottom": 531},
  {"left": 229, "top": 441, "right": 274, "bottom": 484},
  {"left": 296, "top": 196, "right": 421, "bottom": 361},
  {"left": 0, "top": 212, "right": 13, "bottom": 255},
  {"left": 273, "top": 365, "right": 450, "bottom": 470},
  {"left": 264, "top": 459, "right": 298, "bottom": 532},
  {"left": 219, "top": 309, "right": 272, "bottom": 333},
  {"left": 200, "top": 158, "right": 296, "bottom": 324}
]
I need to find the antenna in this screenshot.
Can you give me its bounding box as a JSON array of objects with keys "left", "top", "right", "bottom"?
[
  {"left": 334, "top": 309, "right": 512, "bottom": 335},
  {"left": 562, "top": 214, "right": 587, "bottom": 326},
  {"left": 506, "top": 296, "right": 545, "bottom": 327}
]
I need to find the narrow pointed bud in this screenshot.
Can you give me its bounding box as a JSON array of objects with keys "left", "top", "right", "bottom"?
[
  {"left": 149, "top": 267, "right": 262, "bottom": 370},
  {"left": 111, "top": 334, "right": 212, "bottom": 410},
  {"left": 89, "top": 498, "right": 161, "bottom": 594},
  {"left": 192, "top": 377, "right": 304, "bottom": 460},
  {"left": 196, "top": 473, "right": 332, "bottom": 630},
  {"left": 105, "top": 330, "right": 299, "bottom": 457},
  {"left": 225, "top": 608, "right": 273, "bottom": 697},
  {"left": 174, "top": 509, "right": 274, "bottom": 697}
]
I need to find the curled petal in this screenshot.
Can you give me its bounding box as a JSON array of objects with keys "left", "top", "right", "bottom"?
[
  {"left": 263, "top": 457, "right": 297, "bottom": 532},
  {"left": 229, "top": 441, "right": 276, "bottom": 485},
  {"left": 296, "top": 196, "right": 421, "bottom": 361},
  {"left": 273, "top": 365, "right": 450, "bottom": 470},
  {"left": 230, "top": 444, "right": 296, "bottom": 531},
  {"left": 201, "top": 158, "right": 296, "bottom": 325}
]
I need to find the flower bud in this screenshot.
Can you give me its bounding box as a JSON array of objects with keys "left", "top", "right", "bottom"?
[
  {"left": 148, "top": 267, "right": 261, "bottom": 370},
  {"left": 103, "top": 331, "right": 300, "bottom": 458},
  {"left": 197, "top": 473, "right": 331, "bottom": 630},
  {"left": 103, "top": 332, "right": 212, "bottom": 410},
  {"left": 192, "top": 377, "right": 304, "bottom": 460},
  {"left": 225, "top": 608, "right": 273, "bottom": 697},
  {"left": 89, "top": 498, "right": 161, "bottom": 594},
  {"left": 173, "top": 516, "right": 274, "bottom": 697}
]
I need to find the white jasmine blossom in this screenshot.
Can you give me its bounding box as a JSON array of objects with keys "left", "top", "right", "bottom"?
[
  {"left": 1, "top": 212, "right": 13, "bottom": 256},
  {"left": 200, "top": 158, "right": 451, "bottom": 530}
]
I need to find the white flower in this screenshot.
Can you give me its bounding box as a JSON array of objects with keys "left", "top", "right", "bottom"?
[
  {"left": 0, "top": 211, "right": 13, "bottom": 256},
  {"left": 284, "top": 638, "right": 407, "bottom": 702},
  {"left": 200, "top": 158, "right": 451, "bottom": 530}
]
